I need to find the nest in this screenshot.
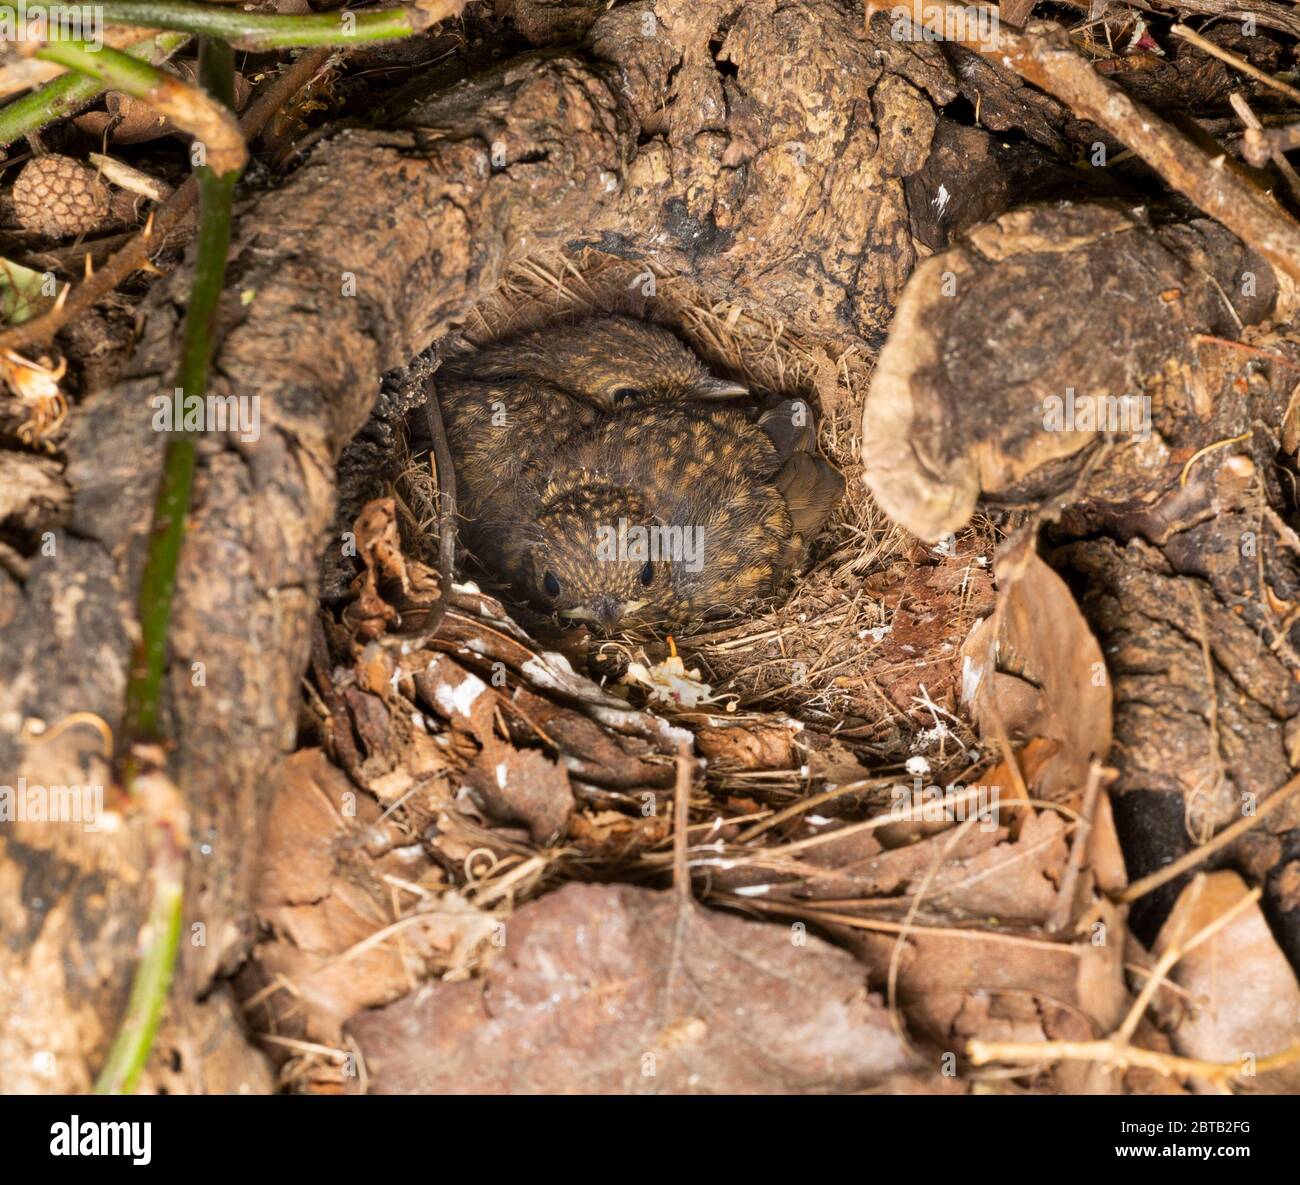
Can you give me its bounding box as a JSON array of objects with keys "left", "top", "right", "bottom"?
[
  {"left": 389, "top": 249, "right": 1001, "bottom": 772},
  {"left": 6, "top": 0, "right": 1299, "bottom": 1101}
]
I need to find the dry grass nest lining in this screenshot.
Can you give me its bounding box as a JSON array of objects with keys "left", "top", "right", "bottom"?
[{"left": 390, "top": 248, "right": 1003, "bottom": 780}]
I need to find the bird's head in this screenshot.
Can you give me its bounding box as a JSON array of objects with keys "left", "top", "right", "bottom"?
[
  {"left": 524, "top": 477, "right": 674, "bottom": 631},
  {"left": 548, "top": 317, "right": 748, "bottom": 408}
]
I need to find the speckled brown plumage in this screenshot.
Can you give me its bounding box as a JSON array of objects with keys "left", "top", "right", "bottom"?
[
  {"left": 440, "top": 315, "right": 748, "bottom": 409},
  {"left": 431, "top": 317, "right": 844, "bottom": 629}
]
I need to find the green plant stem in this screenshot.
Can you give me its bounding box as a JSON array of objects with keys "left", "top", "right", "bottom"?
[
  {"left": 4, "top": 1, "right": 437, "bottom": 49},
  {"left": 0, "top": 31, "right": 188, "bottom": 149},
  {"left": 92, "top": 822, "right": 184, "bottom": 1094},
  {"left": 96, "top": 37, "right": 242, "bottom": 1097},
  {"left": 35, "top": 34, "right": 181, "bottom": 95},
  {"left": 197, "top": 33, "right": 233, "bottom": 110},
  {"left": 120, "top": 43, "right": 240, "bottom": 756},
  {"left": 35, "top": 35, "right": 246, "bottom": 182}
]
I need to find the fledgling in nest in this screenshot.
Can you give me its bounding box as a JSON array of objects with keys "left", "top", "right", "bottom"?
[
  {"left": 423, "top": 316, "right": 845, "bottom": 631},
  {"left": 439, "top": 314, "right": 748, "bottom": 408}
]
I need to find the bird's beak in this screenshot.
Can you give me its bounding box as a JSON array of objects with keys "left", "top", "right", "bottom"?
[
  {"left": 691, "top": 376, "right": 748, "bottom": 399},
  {"left": 593, "top": 596, "right": 621, "bottom": 631},
  {"left": 559, "top": 599, "right": 647, "bottom": 630}
]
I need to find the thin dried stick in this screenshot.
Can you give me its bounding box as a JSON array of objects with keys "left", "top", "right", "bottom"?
[
  {"left": 732, "top": 775, "right": 891, "bottom": 844},
  {"left": 1117, "top": 768, "right": 1300, "bottom": 903},
  {"left": 409, "top": 374, "right": 457, "bottom": 644},
  {"left": 1241, "top": 122, "right": 1300, "bottom": 168},
  {"left": 1044, "top": 760, "right": 1106, "bottom": 933},
  {"left": 711, "top": 892, "right": 1074, "bottom": 950},
  {"left": 967, "top": 1035, "right": 1300, "bottom": 1081},
  {"left": 1229, "top": 91, "right": 1300, "bottom": 205},
  {"left": 673, "top": 740, "right": 693, "bottom": 903}
]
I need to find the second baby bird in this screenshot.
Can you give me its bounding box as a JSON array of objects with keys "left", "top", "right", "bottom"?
[{"left": 428, "top": 316, "right": 844, "bottom": 629}]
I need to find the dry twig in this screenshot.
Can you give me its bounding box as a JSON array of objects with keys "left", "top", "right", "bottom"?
[{"left": 1116, "top": 769, "right": 1300, "bottom": 903}]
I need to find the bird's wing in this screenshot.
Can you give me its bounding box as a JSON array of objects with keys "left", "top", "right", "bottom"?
[{"left": 772, "top": 451, "right": 847, "bottom": 544}]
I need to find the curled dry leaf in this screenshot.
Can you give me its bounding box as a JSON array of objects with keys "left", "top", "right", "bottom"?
[
  {"left": 961, "top": 533, "right": 1113, "bottom": 803},
  {"left": 569, "top": 808, "right": 669, "bottom": 854},
  {"left": 416, "top": 654, "right": 575, "bottom": 842},
  {"left": 414, "top": 652, "right": 494, "bottom": 743},
  {"left": 76, "top": 59, "right": 254, "bottom": 146},
  {"left": 504, "top": 686, "right": 674, "bottom": 793},
  {"left": 464, "top": 744, "right": 574, "bottom": 845},
  {"left": 695, "top": 721, "right": 798, "bottom": 771},
  {"left": 342, "top": 497, "right": 408, "bottom": 638}
]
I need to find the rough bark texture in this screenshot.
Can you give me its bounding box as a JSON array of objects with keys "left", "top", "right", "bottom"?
[
  {"left": 588, "top": 2, "right": 955, "bottom": 345},
  {"left": 0, "top": 44, "right": 634, "bottom": 1094},
  {"left": 862, "top": 201, "right": 1283, "bottom": 541},
  {"left": 1050, "top": 368, "right": 1300, "bottom": 955}
]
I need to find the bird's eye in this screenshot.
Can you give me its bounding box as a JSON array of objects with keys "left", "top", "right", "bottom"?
[
  {"left": 611, "top": 387, "right": 644, "bottom": 404},
  {"left": 640, "top": 560, "right": 654, "bottom": 586},
  {"left": 543, "top": 571, "right": 561, "bottom": 598}
]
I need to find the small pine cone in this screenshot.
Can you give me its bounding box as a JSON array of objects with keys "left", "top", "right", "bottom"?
[{"left": 11, "top": 154, "right": 110, "bottom": 239}]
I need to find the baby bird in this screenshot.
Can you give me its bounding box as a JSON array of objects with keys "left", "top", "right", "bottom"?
[
  {"left": 429, "top": 318, "right": 844, "bottom": 629},
  {"left": 439, "top": 315, "right": 748, "bottom": 409}
]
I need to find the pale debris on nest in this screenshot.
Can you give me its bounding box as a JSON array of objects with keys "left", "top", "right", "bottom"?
[
  {"left": 910, "top": 683, "right": 973, "bottom": 761},
  {"left": 622, "top": 637, "right": 737, "bottom": 711}
]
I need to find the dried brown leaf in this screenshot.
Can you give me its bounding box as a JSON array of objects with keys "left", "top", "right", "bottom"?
[
  {"left": 350, "top": 882, "right": 916, "bottom": 1093},
  {"left": 1156, "top": 870, "right": 1300, "bottom": 1092},
  {"left": 962, "top": 537, "right": 1112, "bottom": 803}
]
